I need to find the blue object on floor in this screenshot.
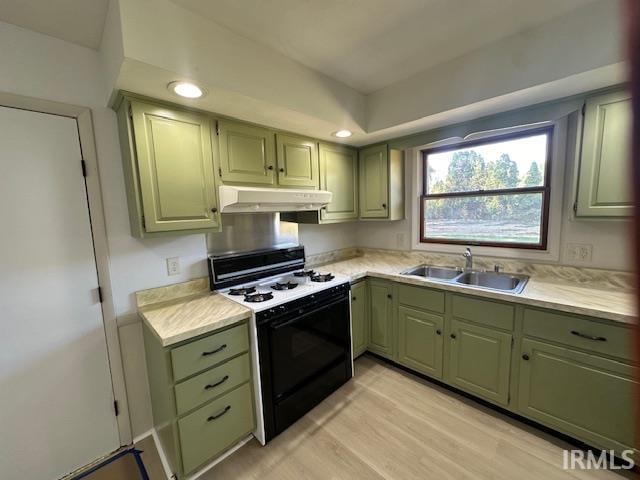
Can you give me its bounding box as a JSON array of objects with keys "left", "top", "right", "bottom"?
[{"left": 71, "top": 448, "right": 149, "bottom": 480}]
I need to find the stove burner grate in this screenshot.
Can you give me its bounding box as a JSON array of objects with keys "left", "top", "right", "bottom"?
[
  {"left": 244, "top": 291, "right": 274, "bottom": 303},
  {"left": 271, "top": 281, "right": 299, "bottom": 291},
  {"left": 229, "top": 286, "right": 256, "bottom": 296},
  {"left": 293, "top": 269, "right": 315, "bottom": 277},
  {"left": 311, "top": 273, "right": 335, "bottom": 283}
]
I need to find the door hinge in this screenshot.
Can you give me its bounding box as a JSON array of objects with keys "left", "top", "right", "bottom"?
[
  {"left": 114, "top": 400, "right": 120, "bottom": 417},
  {"left": 508, "top": 393, "right": 511, "bottom": 403},
  {"left": 215, "top": 121, "right": 220, "bottom": 136},
  {"left": 581, "top": 103, "right": 586, "bottom": 116},
  {"left": 141, "top": 215, "right": 146, "bottom": 229},
  {"left": 218, "top": 167, "right": 223, "bottom": 177},
  {"left": 573, "top": 202, "right": 578, "bottom": 214},
  {"left": 97, "top": 286, "right": 104, "bottom": 303},
  {"left": 511, "top": 337, "right": 514, "bottom": 348},
  {"left": 81, "top": 159, "right": 87, "bottom": 177},
  {"left": 128, "top": 104, "right": 133, "bottom": 119}
]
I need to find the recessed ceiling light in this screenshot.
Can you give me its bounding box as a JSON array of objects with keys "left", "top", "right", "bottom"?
[
  {"left": 332, "top": 130, "right": 352, "bottom": 138},
  {"left": 168, "top": 81, "right": 206, "bottom": 99}
]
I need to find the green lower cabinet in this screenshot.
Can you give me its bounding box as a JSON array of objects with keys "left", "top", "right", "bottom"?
[
  {"left": 178, "top": 382, "right": 255, "bottom": 474},
  {"left": 368, "top": 280, "right": 395, "bottom": 359},
  {"left": 397, "top": 306, "right": 444, "bottom": 378},
  {"left": 448, "top": 319, "right": 512, "bottom": 406},
  {"left": 518, "top": 338, "right": 638, "bottom": 455},
  {"left": 351, "top": 281, "right": 369, "bottom": 359}
]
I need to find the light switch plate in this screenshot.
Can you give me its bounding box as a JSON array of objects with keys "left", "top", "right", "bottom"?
[
  {"left": 166, "top": 257, "right": 180, "bottom": 276},
  {"left": 566, "top": 243, "right": 593, "bottom": 263}
]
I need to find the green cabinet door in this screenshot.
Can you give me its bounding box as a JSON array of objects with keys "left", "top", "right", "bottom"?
[
  {"left": 518, "top": 338, "right": 638, "bottom": 454},
  {"left": 398, "top": 306, "right": 444, "bottom": 379},
  {"left": 130, "top": 101, "right": 220, "bottom": 233},
  {"left": 576, "top": 90, "right": 632, "bottom": 217},
  {"left": 218, "top": 120, "right": 276, "bottom": 186},
  {"left": 359, "top": 144, "right": 389, "bottom": 218},
  {"left": 319, "top": 143, "right": 358, "bottom": 222},
  {"left": 276, "top": 134, "right": 319, "bottom": 188},
  {"left": 368, "top": 280, "right": 394, "bottom": 359},
  {"left": 351, "top": 281, "right": 368, "bottom": 358},
  {"left": 448, "top": 319, "right": 512, "bottom": 406}
]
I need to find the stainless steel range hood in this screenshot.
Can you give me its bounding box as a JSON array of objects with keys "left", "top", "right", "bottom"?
[{"left": 218, "top": 185, "right": 332, "bottom": 213}]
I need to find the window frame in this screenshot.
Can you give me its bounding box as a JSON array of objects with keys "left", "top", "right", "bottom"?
[{"left": 419, "top": 126, "right": 553, "bottom": 250}]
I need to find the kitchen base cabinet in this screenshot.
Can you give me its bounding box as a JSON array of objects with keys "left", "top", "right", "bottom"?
[
  {"left": 518, "top": 338, "right": 638, "bottom": 456},
  {"left": 351, "top": 281, "right": 369, "bottom": 359},
  {"left": 143, "top": 321, "right": 255, "bottom": 479},
  {"left": 367, "top": 280, "right": 395, "bottom": 359},
  {"left": 397, "top": 306, "right": 443, "bottom": 378},
  {"left": 447, "top": 319, "right": 512, "bottom": 406}
]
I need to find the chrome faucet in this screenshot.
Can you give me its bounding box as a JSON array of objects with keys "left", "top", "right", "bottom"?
[{"left": 462, "top": 247, "right": 473, "bottom": 271}]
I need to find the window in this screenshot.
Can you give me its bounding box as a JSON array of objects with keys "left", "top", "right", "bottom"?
[{"left": 420, "top": 127, "right": 552, "bottom": 249}]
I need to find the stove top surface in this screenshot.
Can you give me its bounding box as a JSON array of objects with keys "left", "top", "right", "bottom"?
[{"left": 218, "top": 270, "right": 349, "bottom": 311}]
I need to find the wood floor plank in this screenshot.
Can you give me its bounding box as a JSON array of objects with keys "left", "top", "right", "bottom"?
[{"left": 197, "top": 355, "right": 638, "bottom": 480}]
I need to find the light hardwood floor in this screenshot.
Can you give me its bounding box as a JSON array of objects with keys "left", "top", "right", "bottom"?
[{"left": 139, "top": 355, "right": 638, "bottom": 480}]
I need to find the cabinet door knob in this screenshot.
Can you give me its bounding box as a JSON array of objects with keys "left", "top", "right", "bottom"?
[
  {"left": 450, "top": 333, "right": 456, "bottom": 339},
  {"left": 211, "top": 207, "right": 218, "bottom": 213},
  {"left": 522, "top": 353, "right": 530, "bottom": 361},
  {"left": 279, "top": 167, "right": 285, "bottom": 172},
  {"left": 436, "top": 329, "right": 442, "bottom": 335},
  {"left": 382, "top": 203, "right": 387, "bottom": 209},
  {"left": 352, "top": 296, "right": 356, "bottom": 301},
  {"left": 386, "top": 294, "right": 392, "bottom": 299},
  {"left": 267, "top": 165, "right": 274, "bottom": 170}
]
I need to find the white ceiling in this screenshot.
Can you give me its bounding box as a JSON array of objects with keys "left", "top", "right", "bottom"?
[
  {"left": 172, "top": 0, "right": 598, "bottom": 93},
  {"left": 0, "top": 0, "right": 109, "bottom": 49}
]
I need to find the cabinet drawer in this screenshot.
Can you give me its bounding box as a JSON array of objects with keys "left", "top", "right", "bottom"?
[
  {"left": 174, "top": 353, "right": 251, "bottom": 416},
  {"left": 451, "top": 295, "right": 514, "bottom": 331},
  {"left": 523, "top": 308, "right": 633, "bottom": 362},
  {"left": 398, "top": 284, "right": 445, "bottom": 313},
  {"left": 178, "top": 382, "right": 255, "bottom": 474},
  {"left": 171, "top": 323, "right": 249, "bottom": 382}
]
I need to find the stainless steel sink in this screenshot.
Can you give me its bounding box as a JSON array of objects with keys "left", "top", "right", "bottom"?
[
  {"left": 401, "top": 264, "right": 529, "bottom": 294},
  {"left": 402, "top": 265, "right": 462, "bottom": 280},
  {"left": 454, "top": 271, "right": 529, "bottom": 294}
]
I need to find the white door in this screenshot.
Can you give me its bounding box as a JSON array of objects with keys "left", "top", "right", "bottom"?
[{"left": 0, "top": 106, "right": 120, "bottom": 479}]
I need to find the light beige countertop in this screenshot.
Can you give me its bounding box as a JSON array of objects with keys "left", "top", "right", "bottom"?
[
  {"left": 136, "top": 250, "right": 637, "bottom": 347},
  {"left": 137, "top": 278, "right": 251, "bottom": 347},
  {"left": 315, "top": 252, "right": 638, "bottom": 325}
]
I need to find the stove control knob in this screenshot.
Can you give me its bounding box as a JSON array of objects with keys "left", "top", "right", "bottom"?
[
  {"left": 310, "top": 294, "right": 315, "bottom": 300},
  {"left": 279, "top": 305, "right": 286, "bottom": 311},
  {"left": 269, "top": 309, "right": 276, "bottom": 315}
]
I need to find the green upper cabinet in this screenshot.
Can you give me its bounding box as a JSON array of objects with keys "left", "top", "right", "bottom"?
[
  {"left": 351, "top": 281, "right": 369, "bottom": 359},
  {"left": 576, "top": 89, "right": 632, "bottom": 217},
  {"left": 359, "top": 144, "right": 404, "bottom": 220},
  {"left": 359, "top": 144, "right": 389, "bottom": 218},
  {"left": 275, "top": 134, "right": 319, "bottom": 188},
  {"left": 448, "top": 319, "right": 512, "bottom": 406},
  {"left": 368, "top": 280, "right": 395, "bottom": 359},
  {"left": 217, "top": 120, "right": 276, "bottom": 186},
  {"left": 397, "top": 306, "right": 444, "bottom": 379},
  {"left": 319, "top": 143, "right": 358, "bottom": 222},
  {"left": 121, "top": 99, "right": 220, "bottom": 236},
  {"left": 518, "top": 338, "right": 638, "bottom": 454}
]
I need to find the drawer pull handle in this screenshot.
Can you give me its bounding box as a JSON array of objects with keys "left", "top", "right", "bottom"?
[
  {"left": 207, "top": 405, "right": 231, "bottom": 422},
  {"left": 204, "top": 375, "right": 229, "bottom": 390},
  {"left": 202, "top": 344, "right": 227, "bottom": 356},
  {"left": 570, "top": 331, "right": 607, "bottom": 342}
]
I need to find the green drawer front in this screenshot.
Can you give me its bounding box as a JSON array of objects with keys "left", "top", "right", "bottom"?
[
  {"left": 397, "top": 283, "right": 445, "bottom": 313},
  {"left": 178, "top": 382, "right": 255, "bottom": 474},
  {"left": 522, "top": 308, "right": 634, "bottom": 362},
  {"left": 451, "top": 295, "right": 514, "bottom": 331},
  {"left": 171, "top": 323, "right": 249, "bottom": 382},
  {"left": 174, "top": 353, "right": 251, "bottom": 416}
]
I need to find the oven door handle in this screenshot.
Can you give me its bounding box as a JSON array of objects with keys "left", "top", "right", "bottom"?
[{"left": 269, "top": 295, "right": 348, "bottom": 330}]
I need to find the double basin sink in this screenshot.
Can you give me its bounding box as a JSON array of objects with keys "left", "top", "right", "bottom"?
[{"left": 401, "top": 265, "right": 529, "bottom": 294}]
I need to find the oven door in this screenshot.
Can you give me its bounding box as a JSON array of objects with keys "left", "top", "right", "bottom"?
[{"left": 268, "top": 294, "right": 351, "bottom": 400}]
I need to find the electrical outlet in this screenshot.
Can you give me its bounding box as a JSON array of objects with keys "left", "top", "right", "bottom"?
[
  {"left": 166, "top": 257, "right": 180, "bottom": 276},
  {"left": 566, "top": 243, "right": 593, "bottom": 263}
]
